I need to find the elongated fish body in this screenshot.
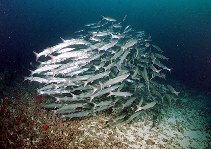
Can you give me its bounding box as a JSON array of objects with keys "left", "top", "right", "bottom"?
[
  {"left": 111, "top": 49, "right": 124, "bottom": 61},
  {"left": 50, "top": 51, "right": 88, "bottom": 63},
  {"left": 141, "top": 67, "right": 150, "bottom": 91},
  {"left": 47, "top": 78, "right": 67, "bottom": 84},
  {"left": 121, "top": 39, "right": 137, "bottom": 51},
  {"left": 98, "top": 40, "right": 118, "bottom": 51},
  {"left": 57, "top": 65, "right": 80, "bottom": 75},
  {"left": 85, "top": 23, "right": 96, "bottom": 27},
  {"left": 110, "top": 33, "right": 125, "bottom": 39},
  {"left": 25, "top": 76, "right": 49, "bottom": 83},
  {"left": 38, "top": 88, "right": 70, "bottom": 95},
  {"left": 150, "top": 65, "right": 162, "bottom": 73},
  {"left": 92, "top": 31, "right": 110, "bottom": 37},
  {"left": 102, "top": 16, "right": 116, "bottom": 22},
  {"left": 154, "top": 53, "right": 169, "bottom": 60},
  {"left": 100, "top": 73, "right": 130, "bottom": 89},
  {"left": 122, "top": 97, "right": 136, "bottom": 109},
  {"left": 167, "top": 85, "right": 180, "bottom": 96},
  {"left": 135, "top": 101, "right": 156, "bottom": 112},
  {"left": 33, "top": 49, "right": 51, "bottom": 61},
  {"left": 55, "top": 48, "right": 75, "bottom": 54},
  {"left": 54, "top": 59, "right": 89, "bottom": 73},
  {"left": 65, "top": 68, "right": 89, "bottom": 77},
  {"left": 84, "top": 71, "right": 110, "bottom": 87},
  {"left": 31, "top": 64, "right": 61, "bottom": 75},
  {"left": 151, "top": 44, "right": 163, "bottom": 52},
  {"left": 124, "top": 25, "right": 131, "bottom": 32},
  {"left": 107, "top": 91, "right": 132, "bottom": 97},
  {"left": 56, "top": 103, "right": 85, "bottom": 114},
  {"left": 91, "top": 85, "right": 120, "bottom": 100},
  {"left": 118, "top": 50, "right": 130, "bottom": 65},
  {"left": 39, "top": 84, "right": 59, "bottom": 91}
]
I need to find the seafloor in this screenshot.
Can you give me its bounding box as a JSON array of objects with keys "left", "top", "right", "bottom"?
[{"left": 0, "top": 77, "right": 210, "bottom": 149}]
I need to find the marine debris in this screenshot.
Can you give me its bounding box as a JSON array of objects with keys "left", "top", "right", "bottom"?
[{"left": 26, "top": 16, "right": 178, "bottom": 125}]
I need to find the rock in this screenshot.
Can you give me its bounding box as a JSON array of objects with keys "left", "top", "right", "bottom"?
[{"left": 146, "top": 139, "right": 155, "bottom": 145}]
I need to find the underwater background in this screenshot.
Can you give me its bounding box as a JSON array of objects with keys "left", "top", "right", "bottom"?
[{"left": 0, "top": 0, "right": 211, "bottom": 94}]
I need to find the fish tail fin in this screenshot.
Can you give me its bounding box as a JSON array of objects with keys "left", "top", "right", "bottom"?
[
  {"left": 99, "top": 81, "right": 103, "bottom": 90},
  {"left": 49, "top": 54, "right": 54, "bottom": 59},
  {"left": 60, "top": 37, "right": 65, "bottom": 42},
  {"left": 70, "top": 93, "right": 77, "bottom": 99},
  {"left": 90, "top": 96, "right": 94, "bottom": 102},
  {"left": 33, "top": 51, "right": 39, "bottom": 61},
  {"left": 49, "top": 55, "right": 55, "bottom": 63},
  {"left": 52, "top": 69, "right": 57, "bottom": 77},
  {"left": 83, "top": 81, "right": 88, "bottom": 87},
  {"left": 93, "top": 65, "right": 99, "bottom": 71},
  {"left": 89, "top": 85, "right": 97, "bottom": 94},
  {"left": 169, "top": 68, "right": 173, "bottom": 73},
  {"left": 107, "top": 91, "right": 112, "bottom": 97},
  {"left": 175, "top": 91, "right": 180, "bottom": 96},
  {"left": 28, "top": 69, "right": 34, "bottom": 76},
  {"left": 24, "top": 76, "right": 30, "bottom": 81}
]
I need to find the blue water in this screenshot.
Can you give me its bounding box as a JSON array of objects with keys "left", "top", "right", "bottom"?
[{"left": 0, "top": 0, "right": 211, "bottom": 94}]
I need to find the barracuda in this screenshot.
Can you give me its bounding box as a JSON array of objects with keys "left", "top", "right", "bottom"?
[{"left": 100, "top": 73, "right": 130, "bottom": 89}]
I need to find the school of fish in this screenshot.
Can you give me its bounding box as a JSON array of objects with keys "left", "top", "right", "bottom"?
[{"left": 26, "top": 16, "right": 179, "bottom": 123}]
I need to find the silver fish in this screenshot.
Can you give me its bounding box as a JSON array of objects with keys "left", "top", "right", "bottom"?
[
  {"left": 167, "top": 85, "right": 180, "bottom": 96},
  {"left": 83, "top": 71, "right": 110, "bottom": 87},
  {"left": 102, "top": 16, "right": 116, "bottom": 22},
  {"left": 100, "top": 73, "right": 130, "bottom": 89},
  {"left": 98, "top": 40, "right": 118, "bottom": 51},
  {"left": 121, "top": 39, "right": 137, "bottom": 51},
  {"left": 135, "top": 101, "right": 156, "bottom": 112},
  {"left": 107, "top": 91, "right": 132, "bottom": 97}
]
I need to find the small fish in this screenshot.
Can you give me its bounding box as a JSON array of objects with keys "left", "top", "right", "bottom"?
[
  {"left": 117, "top": 50, "right": 130, "bottom": 65},
  {"left": 92, "top": 31, "right": 110, "bottom": 37},
  {"left": 85, "top": 23, "right": 96, "bottom": 27},
  {"left": 112, "top": 23, "right": 122, "bottom": 28},
  {"left": 25, "top": 76, "right": 49, "bottom": 84},
  {"left": 98, "top": 40, "right": 118, "bottom": 51},
  {"left": 107, "top": 91, "right": 132, "bottom": 97},
  {"left": 132, "top": 67, "right": 139, "bottom": 78},
  {"left": 150, "top": 53, "right": 156, "bottom": 64},
  {"left": 102, "top": 16, "right": 116, "bottom": 22},
  {"left": 55, "top": 48, "right": 75, "bottom": 54},
  {"left": 74, "top": 29, "right": 84, "bottom": 33},
  {"left": 121, "top": 39, "right": 137, "bottom": 51},
  {"left": 167, "top": 85, "right": 180, "bottom": 96},
  {"left": 122, "top": 97, "right": 136, "bottom": 109},
  {"left": 100, "top": 73, "right": 130, "bottom": 89},
  {"left": 135, "top": 101, "right": 156, "bottom": 112},
  {"left": 150, "top": 65, "right": 162, "bottom": 73},
  {"left": 124, "top": 25, "right": 131, "bottom": 32},
  {"left": 91, "top": 85, "right": 120, "bottom": 101},
  {"left": 31, "top": 64, "right": 61, "bottom": 75},
  {"left": 154, "top": 53, "right": 169, "bottom": 60},
  {"left": 151, "top": 44, "right": 163, "bottom": 52},
  {"left": 110, "top": 33, "right": 125, "bottom": 39},
  {"left": 65, "top": 68, "right": 89, "bottom": 77},
  {"left": 141, "top": 67, "right": 150, "bottom": 91},
  {"left": 111, "top": 49, "right": 124, "bottom": 60},
  {"left": 83, "top": 71, "right": 110, "bottom": 87},
  {"left": 123, "top": 15, "right": 127, "bottom": 21}
]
